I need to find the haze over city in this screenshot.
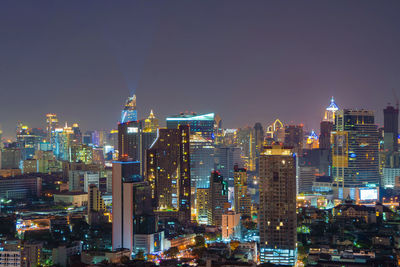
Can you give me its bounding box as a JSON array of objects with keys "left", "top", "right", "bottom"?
[{"left": 1, "top": 1, "right": 400, "bottom": 137}]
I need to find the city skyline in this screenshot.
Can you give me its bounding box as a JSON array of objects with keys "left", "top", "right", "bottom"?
[{"left": 1, "top": 1, "right": 400, "bottom": 137}]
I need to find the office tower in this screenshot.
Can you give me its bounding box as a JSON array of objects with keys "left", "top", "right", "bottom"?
[
  {"left": 259, "top": 144, "right": 297, "bottom": 265},
  {"left": 143, "top": 110, "right": 159, "bottom": 133},
  {"left": 69, "top": 170, "right": 85, "bottom": 191},
  {"left": 233, "top": 165, "right": 251, "bottom": 217},
  {"left": 88, "top": 184, "right": 106, "bottom": 225},
  {"left": 298, "top": 166, "right": 317, "bottom": 193},
  {"left": 112, "top": 160, "right": 141, "bottom": 251},
  {"left": 146, "top": 125, "right": 191, "bottom": 222},
  {"left": 383, "top": 105, "right": 399, "bottom": 168},
  {"left": 121, "top": 94, "right": 137, "bottom": 123},
  {"left": 319, "top": 120, "right": 333, "bottom": 150},
  {"left": 222, "top": 211, "right": 241, "bottom": 240},
  {"left": 1, "top": 148, "right": 21, "bottom": 169},
  {"left": 16, "top": 125, "right": 43, "bottom": 160},
  {"left": 236, "top": 127, "right": 256, "bottom": 171},
  {"left": 208, "top": 171, "right": 228, "bottom": 226},
  {"left": 215, "top": 146, "right": 243, "bottom": 187},
  {"left": 332, "top": 110, "right": 380, "bottom": 189},
  {"left": 46, "top": 113, "right": 59, "bottom": 143},
  {"left": 191, "top": 136, "right": 215, "bottom": 188},
  {"left": 284, "top": 125, "right": 303, "bottom": 155},
  {"left": 69, "top": 144, "right": 93, "bottom": 164},
  {"left": 254, "top": 122, "right": 264, "bottom": 150},
  {"left": 196, "top": 188, "right": 209, "bottom": 225},
  {"left": 384, "top": 105, "right": 399, "bottom": 152},
  {"left": 84, "top": 172, "right": 100, "bottom": 192},
  {"left": 166, "top": 112, "right": 216, "bottom": 140},
  {"left": 324, "top": 97, "right": 339, "bottom": 123},
  {"left": 71, "top": 123, "right": 82, "bottom": 144},
  {"left": 118, "top": 121, "right": 156, "bottom": 175}
]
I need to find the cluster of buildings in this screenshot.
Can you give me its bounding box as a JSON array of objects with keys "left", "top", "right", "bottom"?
[{"left": 1, "top": 94, "right": 400, "bottom": 266}]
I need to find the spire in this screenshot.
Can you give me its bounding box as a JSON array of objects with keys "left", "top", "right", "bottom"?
[{"left": 326, "top": 96, "right": 339, "bottom": 112}]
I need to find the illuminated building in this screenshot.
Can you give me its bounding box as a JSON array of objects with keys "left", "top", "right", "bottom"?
[
  {"left": 83, "top": 172, "right": 100, "bottom": 192},
  {"left": 320, "top": 97, "right": 339, "bottom": 150},
  {"left": 298, "top": 166, "right": 317, "bottom": 193},
  {"left": 118, "top": 121, "right": 156, "bottom": 175},
  {"left": 237, "top": 127, "right": 256, "bottom": 171},
  {"left": 22, "top": 159, "right": 36, "bottom": 173},
  {"left": 266, "top": 119, "right": 284, "bottom": 142},
  {"left": 305, "top": 130, "right": 319, "bottom": 149},
  {"left": 233, "top": 164, "right": 251, "bottom": 217},
  {"left": 16, "top": 125, "right": 44, "bottom": 160},
  {"left": 88, "top": 184, "right": 106, "bottom": 225},
  {"left": 121, "top": 94, "right": 137, "bottom": 123},
  {"left": 222, "top": 211, "right": 241, "bottom": 240},
  {"left": 69, "top": 144, "right": 93, "bottom": 164},
  {"left": 254, "top": 122, "right": 264, "bottom": 151},
  {"left": 71, "top": 123, "right": 82, "bottom": 144},
  {"left": 143, "top": 110, "right": 159, "bottom": 133},
  {"left": 332, "top": 109, "right": 380, "bottom": 189},
  {"left": 46, "top": 113, "right": 59, "bottom": 143},
  {"left": 166, "top": 112, "right": 217, "bottom": 140},
  {"left": 196, "top": 188, "right": 209, "bottom": 224},
  {"left": 324, "top": 97, "right": 339, "bottom": 123},
  {"left": 259, "top": 144, "right": 297, "bottom": 265},
  {"left": 382, "top": 168, "right": 400, "bottom": 188},
  {"left": 215, "top": 146, "right": 242, "bottom": 187},
  {"left": 191, "top": 136, "right": 215, "bottom": 188},
  {"left": 284, "top": 124, "right": 303, "bottom": 155},
  {"left": 208, "top": 171, "right": 228, "bottom": 226},
  {"left": 146, "top": 125, "right": 191, "bottom": 222},
  {"left": 0, "top": 250, "right": 21, "bottom": 267}
]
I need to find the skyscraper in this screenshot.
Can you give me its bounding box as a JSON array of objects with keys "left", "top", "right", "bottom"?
[
  {"left": 143, "top": 110, "right": 159, "bottom": 133},
  {"left": 259, "top": 144, "right": 297, "bottom": 265},
  {"left": 383, "top": 105, "right": 399, "bottom": 168},
  {"left": 284, "top": 125, "right": 303, "bottom": 155},
  {"left": 46, "top": 113, "right": 59, "bottom": 143},
  {"left": 166, "top": 112, "right": 216, "bottom": 140},
  {"left": 146, "top": 125, "right": 191, "bottom": 222},
  {"left": 332, "top": 109, "right": 380, "bottom": 189},
  {"left": 121, "top": 94, "right": 137, "bottom": 123},
  {"left": 208, "top": 171, "right": 228, "bottom": 226},
  {"left": 112, "top": 160, "right": 141, "bottom": 251},
  {"left": 319, "top": 97, "right": 339, "bottom": 150},
  {"left": 233, "top": 164, "right": 251, "bottom": 217}
]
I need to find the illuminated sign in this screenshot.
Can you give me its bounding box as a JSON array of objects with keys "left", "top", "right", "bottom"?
[
  {"left": 127, "top": 127, "right": 138, "bottom": 133},
  {"left": 359, "top": 188, "right": 378, "bottom": 201}
]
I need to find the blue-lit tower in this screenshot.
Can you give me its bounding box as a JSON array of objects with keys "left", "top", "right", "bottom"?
[{"left": 121, "top": 94, "right": 137, "bottom": 123}]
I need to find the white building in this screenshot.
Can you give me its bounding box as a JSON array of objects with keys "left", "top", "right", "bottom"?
[
  {"left": 84, "top": 172, "right": 100, "bottom": 192},
  {"left": 222, "top": 211, "right": 241, "bottom": 240},
  {"left": 382, "top": 168, "right": 400, "bottom": 188}
]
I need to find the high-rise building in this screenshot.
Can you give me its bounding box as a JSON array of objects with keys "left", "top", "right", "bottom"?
[
  {"left": 208, "top": 171, "right": 228, "bottom": 226},
  {"left": 259, "top": 144, "right": 297, "bottom": 265},
  {"left": 319, "top": 121, "right": 333, "bottom": 150},
  {"left": 233, "top": 165, "right": 251, "bottom": 217},
  {"left": 332, "top": 109, "right": 380, "bottom": 189},
  {"left": 143, "top": 110, "right": 159, "bottom": 133},
  {"left": 222, "top": 211, "right": 241, "bottom": 241},
  {"left": 166, "top": 112, "right": 217, "bottom": 140},
  {"left": 254, "top": 122, "right": 264, "bottom": 151},
  {"left": 118, "top": 121, "right": 156, "bottom": 175},
  {"left": 324, "top": 97, "right": 339, "bottom": 123},
  {"left": 146, "top": 125, "right": 191, "bottom": 222},
  {"left": 112, "top": 160, "right": 141, "bottom": 251},
  {"left": 46, "top": 113, "right": 59, "bottom": 143},
  {"left": 121, "top": 94, "right": 137, "bottom": 123},
  {"left": 196, "top": 188, "right": 209, "bottom": 225},
  {"left": 284, "top": 125, "right": 303, "bottom": 155},
  {"left": 383, "top": 105, "right": 399, "bottom": 168},
  {"left": 215, "top": 146, "right": 243, "bottom": 187},
  {"left": 88, "top": 184, "right": 106, "bottom": 225}
]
